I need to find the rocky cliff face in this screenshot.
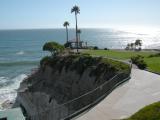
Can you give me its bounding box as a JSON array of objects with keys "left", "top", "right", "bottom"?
[{"left": 14, "top": 54, "right": 130, "bottom": 119}]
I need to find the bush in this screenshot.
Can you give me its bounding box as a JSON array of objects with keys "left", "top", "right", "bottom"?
[
  {"left": 104, "top": 48, "right": 108, "bottom": 50},
  {"left": 40, "top": 56, "right": 52, "bottom": 66},
  {"left": 43, "top": 41, "right": 64, "bottom": 56},
  {"left": 148, "top": 53, "right": 160, "bottom": 58},
  {"left": 64, "top": 42, "right": 71, "bottom": 48},
  {"left": 40, "top": 54, "right": 130, "bottom": 78},
  {"left": 81, "top": 53, "right": 90, "bottom": 57},
  {"left": 131, "top": 55, "right": 147, "bottom": 69},
  {"left": 69, "top": 54, "right": 96, "bottom": 75},
  {"left": 101, "top": 58, "right": 130, "bottom": 73},
  {"left": 93, "top": 46, "right": 99, "bottom": 50}
]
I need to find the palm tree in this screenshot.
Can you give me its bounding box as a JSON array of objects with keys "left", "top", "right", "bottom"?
[
  {"left": 135, "top": 39, "right": 142, "bottom": 50},
  {"left": 71, "top": 5, "right": 80, "bottom": 52},
  {"left": 77, "top": 29, "right": 81, "bottom": 42},
  {"left": 63, "top": 21, "right": 69, "bottom": 43},
  {"left": 128, "top": 43, "right": 131, "bottom": 50},
  {"left": 77, "top": 29, "right": 82, "bottom": 48},
  {"left": 131, "top": 43, "right": 135, "bottom": 50},
  {"left": 125, "top": 43, "right": 130, "bottom": 50}
]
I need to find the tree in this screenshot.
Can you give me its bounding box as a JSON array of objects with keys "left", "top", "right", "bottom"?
[
  {"left": 135, "top": 39, "right": 142, "bottom": 51},
  {"left": 77, "top": 29, "right": 81, "bottom": 42},
  {"left": 63, "top": 21, "right": 70, "bottom": 43},
  {"left": 131, "top": 43, "right": 135, "bottom": 50},
  {"left": 128, "top": 43, "right": 131, "bottom": 50},
  {"left": 93, "top": 46, "right": 99, "bottom": 50},
  {"left": 125, "top": 43, "right": 131, "bottom": 50},
  {"left": 43, "top": 42, "right": 64, "bottom": 56},
  {"left": 71, "top": 5, "right": 80, "bottom": 52}
]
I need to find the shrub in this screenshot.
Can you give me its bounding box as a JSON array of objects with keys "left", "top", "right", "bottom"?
[
  {"left": 69, "top": 55, "right": 96, "bottom": 75},
  {"left": 64, "top": 42, "right": 71, "bottom": 48},
  {"left": 104, "top": 48, "right": 108, "bottom": 50},
  {"left": 40, "top": 56, "right": 52, "bottom": 66},
  {"left": 43, "top": 41, "right": 64, "bottom": 56},
  {"left": 93, "top": 46, "right": 99, "bottom": 50},
  {"left": 101, "top": 58, "right": 130, "bottom": 73},
  {"left": 81, "top": 53, "right": 90, "bottom": 57},
  {"left": 148, "top": 53, "right": 160, "bottom": 58},
  {"left": 131, "top": 55, "right": 147, "bottom": 69},
  {"left": 40, "top": 54, "right": 130, "bottom": 78}
]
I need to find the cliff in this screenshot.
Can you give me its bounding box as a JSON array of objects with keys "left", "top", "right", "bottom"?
[{"left": 14, "top": 54, "right": 130, "bottom": 119}]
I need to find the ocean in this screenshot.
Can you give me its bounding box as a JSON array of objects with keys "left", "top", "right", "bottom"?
[{"left": 0, "top": 28, "right": 160, "bottom": 109}]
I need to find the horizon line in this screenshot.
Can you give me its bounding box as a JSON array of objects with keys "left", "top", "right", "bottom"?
[{"left": 0, "top": 27, "right": 116, "bottom": 30}]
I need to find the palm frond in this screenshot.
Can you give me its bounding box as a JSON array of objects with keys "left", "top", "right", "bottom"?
[
  {"left": 63, "top": 21, "right": 69, "bottom": 27},
  {"left": 71, "top": 5, "right": 80, "bottom": 14}
]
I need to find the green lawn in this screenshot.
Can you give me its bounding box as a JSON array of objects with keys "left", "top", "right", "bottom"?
[
  {"left": 83, "top": 50, "right": 160, "bottom": 73},
  {"left": 144, "top": 57, "right": 160, "bottom": 73},
  {"left": 124, "top": 101, "right": 160, "bottom": 120},
  {"left": 83, "top": 50, "right": 153, "bottom": 60}
]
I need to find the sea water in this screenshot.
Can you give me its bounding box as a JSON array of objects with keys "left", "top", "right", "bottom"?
[{"left": 0, "top": 28, "right": 160, "bottom": 109}]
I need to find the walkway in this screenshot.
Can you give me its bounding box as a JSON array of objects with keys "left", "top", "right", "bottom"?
[{"left": 75, "top": 68, "right": 160, "bottom": 120}]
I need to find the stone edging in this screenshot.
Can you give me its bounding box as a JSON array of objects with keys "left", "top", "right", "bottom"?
[{"left": 144, "top": 69, "right": 160, "bottom": 76}]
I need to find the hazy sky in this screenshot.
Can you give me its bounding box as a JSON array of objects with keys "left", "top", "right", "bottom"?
[{"left": 0, "top": 0, "right": 160, "bottom": 29}]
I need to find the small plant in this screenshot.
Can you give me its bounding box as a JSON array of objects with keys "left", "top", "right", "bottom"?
[{"left": 131, "top": 55, "right": 147, "bottom": 69}]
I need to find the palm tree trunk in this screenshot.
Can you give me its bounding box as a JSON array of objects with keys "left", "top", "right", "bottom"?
[
  {"left": 75, "top": 13, "right": 78, "bottom": 53},
  {"left": 66, "top": 26, "right": 69, "bottom": 42},
  {"left": 79, "top": 33, "right": 80, "bottom": 41}
]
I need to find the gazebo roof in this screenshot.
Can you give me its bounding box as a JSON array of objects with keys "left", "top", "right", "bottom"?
[{"left": 68, "top": 39, "right": 84, "bottom": 43}]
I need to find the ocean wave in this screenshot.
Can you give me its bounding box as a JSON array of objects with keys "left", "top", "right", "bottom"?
[
  {"left": 0, "top": 77, "right": 12, "bottom": 88},
  {"left": 0, "top": 74, "right": 27, "bottom": 109},
  {"left": 0, "top": 61, "right": 39, "bottom": 67},
  {"left": 16, "top": 51, "right": 25, "bottom": 55}
]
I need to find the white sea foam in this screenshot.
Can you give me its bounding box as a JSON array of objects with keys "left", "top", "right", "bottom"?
[
  {"left": 16, "top": 51, "right": 25, "bottom": 55},
  {"left": 0, "top": 74, "right": 27, "bottom": 110},
  {"left": 0, "top": 77, "right": 9, "bottom": 85}
]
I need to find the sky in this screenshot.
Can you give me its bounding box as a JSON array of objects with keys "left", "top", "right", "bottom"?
[{"left": 0, "top": 0, "right": 160, "bottom": 30}]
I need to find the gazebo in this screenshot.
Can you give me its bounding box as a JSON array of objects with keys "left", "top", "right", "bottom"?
[{"left": 67, "top": 39, "right": 87, "bottom": 49}]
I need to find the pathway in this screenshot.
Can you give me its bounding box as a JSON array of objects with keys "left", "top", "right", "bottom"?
[{"left": 75, "top": 68, "right": 160, "bottom": 120}]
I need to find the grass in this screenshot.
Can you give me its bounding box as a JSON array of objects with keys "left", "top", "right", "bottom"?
[
  {"left": 83, "top": 50, "right": 160, "bottom": 74},
  {"left": 83, "top": 50, "right": 153, "bottom": 60},
  {"left": 144, "top": 57, "right": 160, "bottom": 73},
  {"left": 101, "top": 58, "right": 130, "bottom": 73},
  {"left": 124, "top": 101, "right": 160, "bottom": 120}
]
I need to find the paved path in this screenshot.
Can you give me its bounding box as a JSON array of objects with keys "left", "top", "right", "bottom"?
[{"left": 75, "top": 68, "right": 160, "bottom": 120}]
